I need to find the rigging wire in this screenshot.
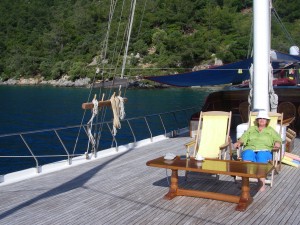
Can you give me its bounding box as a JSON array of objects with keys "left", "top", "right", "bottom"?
[
  {"left": 93, "top": 0, "right": 120, "bottom": 151},
  {"left": 72, "top": 69, "right": 98, "bottom": 156},
  {"left": 136, "top": 0, "right": 148, "bottom": 38},
  {"left": 272, "top": 7, "right": 296, "bottom": 46},
  {"left": 102, "top": 0, "right": 137, "bottom": 99},
  {"left": 121, "top": 0, "right": 137, "bottom": 78},
  {"left": 73, "top": 0, "right": 135, "bottom": 157},
  {"left": 247, "top": 4, "right": 298, "bottom": 59},
  {"left": 247, "top": 21, "right": 254, "bottom": 58},
  {"left": 72, "top": 0, "right": 119, "bottom": 156},
  {"left": 94, "top": 0, "right": 132, "bottom": 150}
]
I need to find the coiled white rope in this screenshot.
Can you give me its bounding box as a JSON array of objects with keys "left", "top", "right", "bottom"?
[
  {"left": 86, "top": 96, "right": 99, "bottom": 157},
  {"left": 117, "top": 96, "right": 126, "bottom": 119},
  {"left": 110, "top": 94, "right": 126, "bottom": 136}
]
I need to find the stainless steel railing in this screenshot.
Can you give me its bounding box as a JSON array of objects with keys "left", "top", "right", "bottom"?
[{"left": 0, "top": 106, "right": 200, "bottom": 176}]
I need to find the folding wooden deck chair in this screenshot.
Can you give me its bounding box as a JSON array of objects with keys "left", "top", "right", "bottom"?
[
  {"left": 237, "top": 111, "right": 283, "bottom": 187},
  {"left": 185, "top": 111, "right": 232, "bottom": 180},
  {"left": 278, "top": 101, "right": 296, "bottom": 130}
]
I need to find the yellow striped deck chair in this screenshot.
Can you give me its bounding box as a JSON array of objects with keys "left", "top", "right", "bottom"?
[
  {"left": 186, "top": 111, "right": 232, "bottom": 160},
  {"left": 185, "top": 111, "right": 232, "bottom": 180}
]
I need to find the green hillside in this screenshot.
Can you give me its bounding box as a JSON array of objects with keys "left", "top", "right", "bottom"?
[{"left": 0, "top": 0, "right": 299, "bottom": 81}]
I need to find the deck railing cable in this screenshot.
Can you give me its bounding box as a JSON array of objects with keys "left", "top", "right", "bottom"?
[{"left": 0, "top": 106, "right": 200, "bottom": 176}]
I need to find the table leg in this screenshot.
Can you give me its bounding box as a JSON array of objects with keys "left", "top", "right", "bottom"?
[
  {"left": 164, "top": 169, "right": 178, "bottom": 200},
  {"left": 236, "top": 177, "right": 253, "bottom": 211}
]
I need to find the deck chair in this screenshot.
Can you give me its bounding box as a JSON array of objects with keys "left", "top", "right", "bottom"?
[
  {"left": 236, "top": 111, "right": 283, "bottom": 187},
  {"left": 185, "top": 111, "right": 232, "bottom": 159},
  {"left": 278, "top": 101, "right": 296, "bottom": 130},
  {"left": 185, "top": 111, "right": 232, "bottom": 180},
  {"left": 279, "top": 116, "right": 296, "bottom": 152}
]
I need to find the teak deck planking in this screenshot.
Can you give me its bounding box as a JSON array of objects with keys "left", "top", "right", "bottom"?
[{"left": 0, "top": 132, "right": 300, "bottom": 225}]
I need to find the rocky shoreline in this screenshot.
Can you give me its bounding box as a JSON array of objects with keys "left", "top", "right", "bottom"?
[
  {"left": 0, "top": 76, "right": 91, "bottom": 87},
  {"left": 0, "top": 76, "right": 167, "bottom": 89}
]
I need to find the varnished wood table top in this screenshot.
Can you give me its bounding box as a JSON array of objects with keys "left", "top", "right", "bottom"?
[
  {"left": 146, "top": 156, "right": 274, "bottom": 211},
  {"left": 146, "top": 156, "right": 273, "bottom": 178}
]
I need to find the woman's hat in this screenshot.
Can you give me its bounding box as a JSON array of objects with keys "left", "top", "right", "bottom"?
[{"left": 256, "top": 110, "right": 270, "bottom": 120}]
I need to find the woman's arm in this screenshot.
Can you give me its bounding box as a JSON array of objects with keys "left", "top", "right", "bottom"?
[
  {"left": 273, "top": 141, "right": 281, "bottom": 149},
  {"left": 233, "top": 140, "right": 243, "bottom": 149},
  {"left": 268, "top": 126, "right": 282, "bottom": 149},
  {"left": 269, "top": 127, "right": 282, "bottom": 143}
]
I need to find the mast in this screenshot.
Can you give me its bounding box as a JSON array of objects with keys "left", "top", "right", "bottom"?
[{"left": 252, "top": 0, "right": 271, "bottom": 111}]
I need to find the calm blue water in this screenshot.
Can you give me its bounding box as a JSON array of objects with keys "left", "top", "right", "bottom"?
[{"left": 0, "top": 86, "right": 211, "bottom": 174}]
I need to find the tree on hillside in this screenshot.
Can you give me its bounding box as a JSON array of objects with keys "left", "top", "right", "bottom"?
[{"left": 0, "top": 0, "right": 299, "bottom": 80}]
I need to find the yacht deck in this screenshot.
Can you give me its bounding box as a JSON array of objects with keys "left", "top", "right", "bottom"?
[{"left": 0, "top": 133, "right": 300, "bottom": 225}]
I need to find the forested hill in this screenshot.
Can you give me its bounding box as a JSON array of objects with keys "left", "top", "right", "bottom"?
[{"left": 0, "top": 0, "right": 299, "bottom": 82}]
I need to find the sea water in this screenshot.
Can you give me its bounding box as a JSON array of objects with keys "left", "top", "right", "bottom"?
[{"left": 0, "top": 85, "right": 211, "bottom": 174}]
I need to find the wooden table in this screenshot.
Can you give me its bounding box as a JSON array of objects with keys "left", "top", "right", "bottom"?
[{"left": 146, "top": 156, "right": 274, "bottom": 211}]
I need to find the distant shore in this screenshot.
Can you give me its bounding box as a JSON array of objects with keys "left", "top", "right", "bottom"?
[{"left": 0, "top": 76, "right": 169, "bottom": 89}]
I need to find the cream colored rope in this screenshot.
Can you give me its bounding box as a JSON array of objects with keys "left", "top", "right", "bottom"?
[
  {"left": 117, "top": 96, "right": 126, "bottom": 119},
  {"left": 110, "top": 93, "right": 126, "bottom": 136},
  {"left": 86, "top": 96, "right": 99, "bottom": 157}
]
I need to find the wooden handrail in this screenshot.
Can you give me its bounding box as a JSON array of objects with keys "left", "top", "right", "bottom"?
[{"left": 282, "top": 117, "right": 295, "bottom": 126}]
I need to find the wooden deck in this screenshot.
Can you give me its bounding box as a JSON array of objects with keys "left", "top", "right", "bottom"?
[{"left": 0, "top": 133, "right": 300, "bottom": 225}]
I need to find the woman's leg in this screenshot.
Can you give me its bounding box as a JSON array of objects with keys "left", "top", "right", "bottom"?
[
  {"left": 258, "top": 178, "right": 266, "bottom": 192},
  {"left": 241, "top": 150, "right": 266, "bottom": 190},
  {"left": 256, "top": 151, "right": 272, "bottom": 192}
]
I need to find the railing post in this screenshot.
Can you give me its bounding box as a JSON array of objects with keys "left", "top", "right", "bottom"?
[
  {"left": 127, "top": 120, "right": 136, "bottom": 143},
  {"left": 54, "top": 130, "right": 72, "bottom": 165},
  {"left": 20, "top": 134, "right": 40, "bottom": 173},
  {"left": 158, "top": 114, "right": 167, "bottom": 137},
  {"left": 172, "top": 112, "right": 180, "bottom": 131},
  {"left": 144, "top": 117, "right": 153, "bottom": 141}
]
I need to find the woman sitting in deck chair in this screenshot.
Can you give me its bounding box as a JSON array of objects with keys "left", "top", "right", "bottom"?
[{"left": 233, "top": 110, "right": 281, "bottom": 192}]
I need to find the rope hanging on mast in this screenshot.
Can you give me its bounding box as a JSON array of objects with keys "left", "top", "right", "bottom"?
[
  {"left": 110, "top": 88, "right": 126, "bottom": 136},
  {"left": 85, "top": 94, "right": 100, "bottom": 157},
  {"left": 75, "top": 0, "right": 133, "bottom": 158}
]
